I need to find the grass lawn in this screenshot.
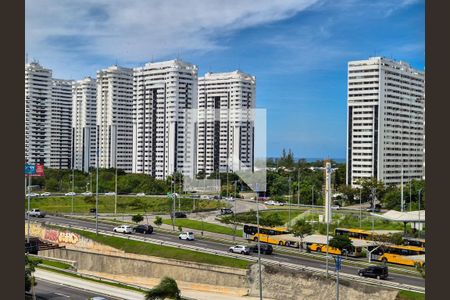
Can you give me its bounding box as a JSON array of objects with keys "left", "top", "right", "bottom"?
[
  {"left": 53, "top": 226, "right": 250, "bottom": 269},
  {"left": 396, "top": 290, "right": 425, "bottom": 300},
  {"left": 259, "top": 209, "right": 305, "bottom": 224},
  {"left": 26, "top": 196, "right": 229, "bottom": 214},
  {"left": 162, "top": 218, "right": 243, "bottom": 236},
  {"left": 30, "top": 257, "right": 72, "bottom": 270}
]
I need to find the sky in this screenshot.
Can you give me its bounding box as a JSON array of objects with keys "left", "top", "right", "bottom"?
[{"left": 25, "top": 0, "right": 425, "bottom": 159}]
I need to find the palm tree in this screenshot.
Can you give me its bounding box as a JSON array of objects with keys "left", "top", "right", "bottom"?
[{"left": 145, "top": 277, "right": 181, "bottom": 300}]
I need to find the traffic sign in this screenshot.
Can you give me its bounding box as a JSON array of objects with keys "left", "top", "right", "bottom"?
[
  {"left": 335, "top": 255, "right": 342, "bottom": 271},
  {"left": 24, "top": 164, "right": 36, "bottom": 175}
]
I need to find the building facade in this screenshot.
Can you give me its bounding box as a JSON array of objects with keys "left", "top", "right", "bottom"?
[
  {"left": 132, "top": 60, "right": 198, "bottom": 179},
  {"left": 48, "top": 79, "right": 73, "bottom": 169},
  {"left": 346, "top": 57, "right": 425, "bottom": 187},
  {"left": 25, "top": 62, "right": 73, "bottom": 169},
  {"left": 25, "top": 62, "right": 52, "bottom": 165},
  {"left": 96, "top": 65, "right": 134, "bottom": 172},
  {"left": 72, "top": 77, "right": 97, "bottom": 172},
  {"left": 197, "top": 71, "right": 255, "bottom": 176}
]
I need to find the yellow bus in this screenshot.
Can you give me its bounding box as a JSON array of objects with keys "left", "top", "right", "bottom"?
[
  {"left": 243, "top": 224, "right": 298, "bottom": 247},
  {"left": 336, "top": 228, "right": 426, "bottom": 251},
  {"left": 303, "top": 234, "right": 375, "bottom": 257},
  {"left": 370, "top": 245, "right": 425, "bottom": 267}
]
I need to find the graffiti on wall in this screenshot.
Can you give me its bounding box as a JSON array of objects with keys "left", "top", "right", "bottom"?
[{"left": 25, "top": 223, "right": 80, "bottom": 245}]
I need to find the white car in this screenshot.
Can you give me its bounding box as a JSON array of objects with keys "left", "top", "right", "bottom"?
[
  {"left": 331, "top": 205, "right": 341, "bottom": 210},
  {"left": 264, "top": 200, "right": 284, "bottom": 206},
  {"left": 179, "top": 232, "right": 195, "bottom": 241},
  {"left": 82, "top": 191, "right": 93, "bottom": 196},
  {"left": 40, "top": 192, "right": 51, "bottom": 197},
  {"left": 65, "top": 192, "right": 76, "bottom": 196},
  {"left": 105, "top": 192, "right": 116, "bottom": 196},
  {"left": 136, "top": 192, "right": 145, "bottom": 197},
  {"left": 113, "top": 225, "right": 133, "bottom": 234},
  {"left": 225, "top": 197, "right": 235, "bottom": 201},
  {"left": 26, "top": 193, "right": 39, "bottom": 197},
  {"left": 229, "top": 245, "right": 250, "bottom": 255}
]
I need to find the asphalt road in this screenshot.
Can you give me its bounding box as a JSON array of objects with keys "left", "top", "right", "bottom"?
[
  {"left": 34, "top": 278, "right": 120, "bottom": 300},
  {"left": 34, "top": 215, "right": 425, "bottom": 288}
]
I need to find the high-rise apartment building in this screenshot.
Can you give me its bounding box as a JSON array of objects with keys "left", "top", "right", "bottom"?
[
  {"left": 132, "top": 60, "right": 198, "bottom": 179},
  {"left": 197, "top": 71, "right": 255, "bottom": 176},
  {"left": 25, "top": 62, "right": 72, "bottom": 169},
  {"left": 72, "top": 77, "right": 97, "bottom": 172},
  {"left": 346, "top": 57, "right": 425, "bottom": 187},
  {"left": 48, "top": 79, "right": 73, "bottom": 169},
  {"left": 97, "top": 65, "right": 134, "bottom": 172},
  {"left": 25, "top": 62, "right": 52, "bottom": 165}
]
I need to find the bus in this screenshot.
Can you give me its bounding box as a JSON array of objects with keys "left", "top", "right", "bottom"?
[
  {"left": 403, "top": 237, "right": 425, "bottom": 248},
  {"left": 370, "top": 245, "right": 425, "bottom": 267},
  {"left": 335, "top": 228, "right": 402, "bottom": 240},
  {"left": 336, "top": 228, "right": 426, "bottom": 250},
  {"left": 303, "top": 234, "right": 377, "bottom": 257},
  {"left": 243, "top": 224, "right": 298, "bottom": 247}
]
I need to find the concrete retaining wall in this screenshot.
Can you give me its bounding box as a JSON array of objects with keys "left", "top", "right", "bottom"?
[{"left": 247, "top": 264, "right": 399, "bottom": 300}]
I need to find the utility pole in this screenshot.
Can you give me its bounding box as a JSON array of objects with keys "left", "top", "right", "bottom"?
[
  {"left": 95, "top": 126, "right": 99, "bottom": 235},
  {"left": 297, "top": 168, "right": 300, "bottom": 206},
  {"left": 359, "top": 188, "right": 362, "bottom": 229},
  {"left": 401, "top": 165, "right": 404, "bottom": 212},
  {"left": 371, "top": 188, "right": 376, "bottom": 233},
  {"left": 27, "top": 174, "right": 31, "bottom": 244},
  {"left": 409, "top": 180, "right": 412, "bottom": 212},
  {"left": 325, "top": 161, "right": 333, "bottom": 277},
  {"left": 114, "top": 125, "right": 118, "bottom": 216},
  {"left": 71, "top": 169, "right": 75, "bottom": 214},
  {"left": 255, "top": 183, "right": 263, "bottom": 300},
  {"left": 288, "top": 177, "right": 292, "bottom": 229},
  {"left": 233, "top": 180, "right": 238, "bottom": 242}
]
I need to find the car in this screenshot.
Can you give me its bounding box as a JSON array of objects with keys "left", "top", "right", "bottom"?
[
  {"left": 171, "top": 211, "right": 187, "bottom": 218},
  {"left": 200, "top": 195, "right": 211, "bottom": 200},
  {"left": 225, "top": 197, "right": 235, "bottom": 201},
  {"left": 134, "top": 224, "right": 153, "bottom": 234},
  {"left": 229, "top": 245, "right": 250, "bottom": 255},
  {"left": 113, "top": 225, "right": 133, "bottom": 234},
  {"left": 367, "top": 204, "right": 382, "bottom": 212},
  {"left": 26, "top": 208, "right": 46, "bottom": 218},
  {"left": 220, "top": 208, "right": 234, "bottom": 215},
  {"left": 249, "top": 243, "right": 273, "bottom": 255},
  {"left": 65, "top": 192, "right": 76, "bottom": 196},
  {"left": 89, "top": 208, "right": 97, "bottom": 213},
  {"left": 264, "top": 200, "right": 276, "bottom": 206},
  {"left": 105, "top": 192, "right": 116, "bottom": 196},
  {"left": 136, "top": 192, "right": 146, "bottom": 196},
  {"left": 82, "top": 191, "right": 93, "bottom": 196},
  {"left": 331, "top": 205, "right": 341, "bottom": 210},
  {"left": 179, "top": 232, "right": 195, "bottom": 240},
  {"left": 89, "top": 297, "right": 108, "bottom": 300},
  {"left": 358, "top": 265, "right": 388, "bottom": 280},
  {"left": 40, "top": 192, "right": 51, "bottom": 197},
  {"left": 26, "top": 193, "right": 39, "bottom": 197}
]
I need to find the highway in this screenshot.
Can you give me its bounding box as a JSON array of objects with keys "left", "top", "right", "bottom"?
[
  {"left": 33, "top": 277, "right": 122, "bottom": 299},
  {"left": 35, "top": 215, "right": 425, "bottom": 288}
]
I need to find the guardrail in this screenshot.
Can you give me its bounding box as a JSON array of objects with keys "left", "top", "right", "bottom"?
[
  {"left": 27, "top": 253, "right": 77, "bottom": 269},
  {"left": 41, "top": 221, "right": 425, "bottom": 294}
]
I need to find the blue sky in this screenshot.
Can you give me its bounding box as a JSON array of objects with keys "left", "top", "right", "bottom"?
[{"left": 26, "top": 0, "right": 424, "bottom": 159}]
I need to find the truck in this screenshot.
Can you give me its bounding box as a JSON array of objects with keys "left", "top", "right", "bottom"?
[{"left": 26, "top": 208, "right": 46, "bottom": 218}]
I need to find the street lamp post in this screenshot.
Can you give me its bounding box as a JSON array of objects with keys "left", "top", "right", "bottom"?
[
  {"left": 71, "top": 169, "right": 75, "bottom": 215},
  {"left": 114, "top": 125, "right": 118, "bottom": 216},
  {"left": 255, "top": 183, "right": 263, "bottom": 300},
  {"left": 27, "top": 175, "right": 31, "bottom": 244},
  {"left": 95, "top": 126, "right": 99, "bottom": 235},
  {"left": 418, "top": 189, "right": 423, "bottom": 236},
  {"left": 359, "top": 188, "right": 362, "bottom": 229},
  {"left": 297, "top": 169, "right": 300, "bottom": 206},
  {"left": 288, "top": 177, "right": 292, "bottom": 229}
]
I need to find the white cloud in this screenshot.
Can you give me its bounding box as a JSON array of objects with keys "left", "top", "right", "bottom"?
[{"left": 26, "top": 0, "right": 319, "bottom": 77}]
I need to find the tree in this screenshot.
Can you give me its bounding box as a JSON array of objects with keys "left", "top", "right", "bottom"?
[
  {"left": 145, "top": 277, "right": 181, "bottom": 300},
  {"left": 132, "top": 214, "right": 144, "bottom": 224},
  {"left": 291, "top": 219, "right": 312, "bottom": 249},
  {"left": 154, "top": 216, "right": 163, "bottom": 227},
  {"left": 25, "top": 255, "right": 41, "bottom": 293},
  {"left": 129, "top": 198, "right": 151, "bottom": 224},
  {"left": 260, "top": 213, "right": 284, "bottom": 227},
  {"left": 329, "top": 235, "right": 353, "bottom": 255}
]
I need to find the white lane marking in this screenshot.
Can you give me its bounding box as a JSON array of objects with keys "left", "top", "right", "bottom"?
[{"left": 54, "top": 292, "right": 70, "bottom": 298}]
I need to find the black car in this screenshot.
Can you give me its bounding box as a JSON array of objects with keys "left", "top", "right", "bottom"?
[
  {"left": 133, "top": 224, "right": 154, "bottom": 234},
  {"left": 366, "top": 204, "right": 382, "bottom": 212},
  {"left": 358, "top": 265, "right": 388, "bottom": 280},
  {"left": 249, "top": 243, "right": 273, "bottom": 255},
  {"left": 171, "top": 211, "right": 187, "bottom": 218},
  {"left": 89, "top": 208, "right": 97, "bottom": 213},
  {"left": 220, "top": 208, "right": 234, "bottom": 215}
]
